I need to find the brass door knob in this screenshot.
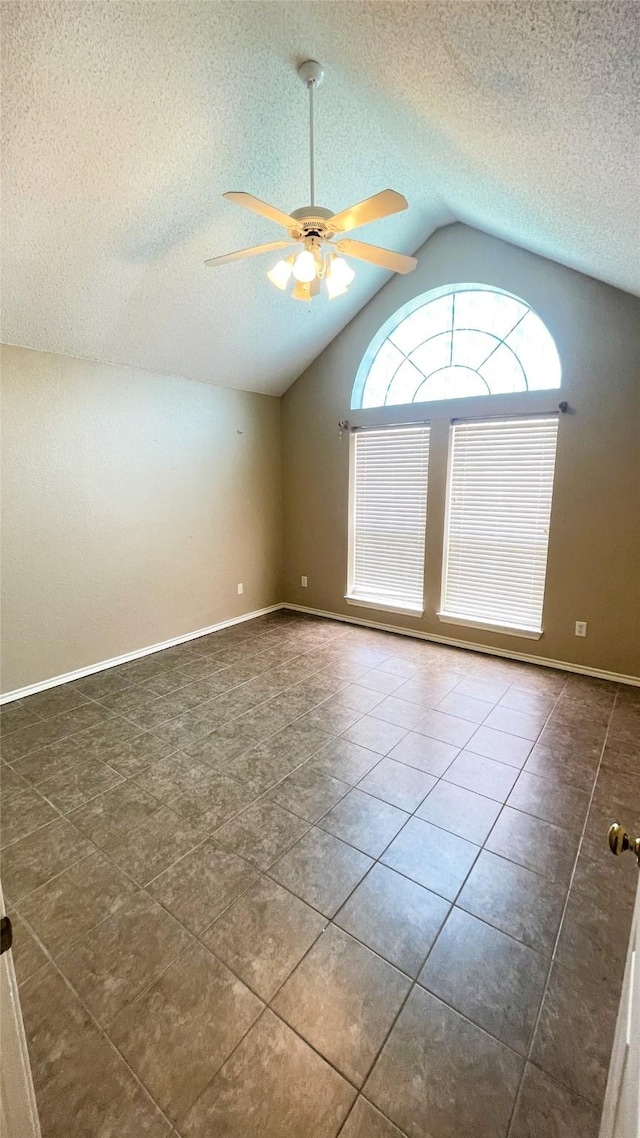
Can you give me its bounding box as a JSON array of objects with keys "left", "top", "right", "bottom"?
[{"left": 608, "top": 823, "right": 640, "bottom": 865}]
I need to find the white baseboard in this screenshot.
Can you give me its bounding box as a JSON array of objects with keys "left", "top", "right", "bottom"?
[
  {"left": 0, "top": 604, "right": 284, "bottom": 704},
  {"left": 3, "top": 599, "right": 637, "bottom": 704},
  {"left": 283, "top": 603, "right": 640, "bottom": 688}
]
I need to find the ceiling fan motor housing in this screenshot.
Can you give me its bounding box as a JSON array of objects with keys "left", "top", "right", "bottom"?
[{"left": 289, "top": 205, "right": 334, "bottom": 240}]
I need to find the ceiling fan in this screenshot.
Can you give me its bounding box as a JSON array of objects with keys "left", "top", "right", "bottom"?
[{"left": 204, "top": 60, "right": 417, "bottom": 301}]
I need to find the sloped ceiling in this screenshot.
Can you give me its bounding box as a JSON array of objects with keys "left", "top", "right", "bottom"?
[{"left": 2, "top": 1, "right": 638, "bottom": 396}]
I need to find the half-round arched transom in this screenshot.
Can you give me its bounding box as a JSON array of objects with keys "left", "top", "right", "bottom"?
[{"left": 351, "top": 285, "right": 561, "bottom": 410}]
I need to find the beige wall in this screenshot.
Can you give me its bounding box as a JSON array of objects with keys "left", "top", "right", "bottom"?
[
  {"left": 282, "top": 223, "right": 640, "bottom": 679},
  {"left": 1, "top": 346, "right": 282, "bottom": 693}
]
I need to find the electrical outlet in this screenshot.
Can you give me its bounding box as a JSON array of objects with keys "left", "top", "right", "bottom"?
[
  {"left": 301, "top": 576, "right": 308, "bottom": 587},
  {"left": 237, "top": 583, "right": 243, "bottom": 596},
  {"left": 575, "top": 620, "right": 587, "bottom": 637}
]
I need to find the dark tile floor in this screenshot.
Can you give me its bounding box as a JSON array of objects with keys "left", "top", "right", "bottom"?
[{"left": 1, "top": 611, "right": 639, "bottom": 1137}]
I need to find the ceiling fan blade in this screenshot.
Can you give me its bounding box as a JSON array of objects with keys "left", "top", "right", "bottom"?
[
  {"left": 334, "top": 238, "right": 417, "bottom": 275},
  {"left": 204, "top": 241, "right": 295, "bottom": 267},
  {"left": 223, "top": 192, "right": 299, "bottom": 231},
  {"left": 328, "top": 189, "right": 408, "bottom": 234}
]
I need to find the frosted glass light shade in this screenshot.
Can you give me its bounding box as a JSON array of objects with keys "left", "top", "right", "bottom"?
[
  {"left": 292, "top": 250, "right": 317, "bottom": 283},
  {"left": 329, "top": 257, "right": 355, "bottom": 287},
  {"left": 267, "top": 259, "right": 293, "bottom": 290}
]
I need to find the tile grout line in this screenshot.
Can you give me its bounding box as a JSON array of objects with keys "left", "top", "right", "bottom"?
[
  {"left": 15, "top": 917, "right": 179, "bottom": 1135},
  {"left": 504, "top": 687, "right": 619, "bottom": 1134},
  {"left": 6, "top": 617, "right": 623, "bottom": 1136}
]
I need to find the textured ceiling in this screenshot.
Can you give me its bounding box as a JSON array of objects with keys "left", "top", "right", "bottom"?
[{"left": 2, "top": 1, "right": 638, "bottom": 396}]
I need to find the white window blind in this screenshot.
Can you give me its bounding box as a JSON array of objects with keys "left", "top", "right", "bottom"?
[
  {"left": 441, "top": 417, "right": 559, "bottom": 634},
  {"left": 348, "top": 425, "right": 430, "bottom": 613}
]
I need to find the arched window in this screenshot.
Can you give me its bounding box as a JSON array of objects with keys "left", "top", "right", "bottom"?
[{"left": 351, "top": 285, "right": 561, "bottom": 410}]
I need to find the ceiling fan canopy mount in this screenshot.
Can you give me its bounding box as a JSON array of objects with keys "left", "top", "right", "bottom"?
[{"left": 204, "top": 61, "right": 417, "bottom": 298}]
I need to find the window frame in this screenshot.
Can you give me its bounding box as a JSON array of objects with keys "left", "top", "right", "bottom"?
[{"left": 351, "top": 283, "right": 561, "bottom": 411}]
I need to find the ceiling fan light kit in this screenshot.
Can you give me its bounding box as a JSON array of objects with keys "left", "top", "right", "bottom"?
[{"left": 205, "top": 60, "right": 417, "bottom": 301}]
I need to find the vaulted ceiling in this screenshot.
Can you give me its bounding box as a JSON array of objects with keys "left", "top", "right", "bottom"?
[{"left": 2, "top": 1, "right": 638, "bottom": 395}]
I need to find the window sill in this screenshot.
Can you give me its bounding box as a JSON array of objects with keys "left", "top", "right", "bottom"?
[
  {"left": 345, "top": 595, "right": 424, "bottom": 618},
  {"left": 437, "top": 612, "right": 542, "bottom": 640}
]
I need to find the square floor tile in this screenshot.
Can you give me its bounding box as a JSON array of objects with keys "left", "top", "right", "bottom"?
[
  {"left": 31, "top": 690, "right": 91, "bottom": 718},
  {"left": 37, "top": 756, "right": 124, "bottom": 813},
  {"left": 339, "top": 1098, "right": 407, "bottom": 1138},
  {"left": 318, "top": 789, "right": 408, "bottom": 857},
  {"left": 369, "top": 697, "right": 425, "bottom": 730},
  {"left": 294, "top": 702, "right": 362, "bottom": 736},
  {"left": 7, "top": 909, "right": 49, "bottom": 984},
  {"left": 203, "top": 877, "right": 326, "bottom": 1000},
  {"left": 444, "top": 750, "right": 519, "bottom": 801},
  {"left": 381, "top": 816, "right": 479, "bottom": 901},
  {"left": 509, "top": 1063, "right": 601, "bottom": 1138},
  {"left": 554, "top": 873, "right": 632, "bottom": 996},
  {"left": 0, "top": 786, "right": 60, "bottom": 847},
  {"left": 18, "top": 849, "right": 137, "bottom": 957},
  {"left": 341, "top": 716, "right": 408, "bottom": 756},
  {"left": 265, "top": 765, "right": 347, "bottom": 822},
  {"left": 73, "top": 670, "right": 137, "bottom": 698},
  {"left": 1, "top": 706, "right": 113, "bottom": 762},
  {"left": 364, "top": 986, "right": 523, "bottom": 1138},
  {"left": 435, "top": 692, "right": 493, "bottom": 724},
  {"left": 1, "top": 701, "right": 43, "bottom": 736},
  {"left": 335, "top": 863, "right": 450, "bottom": 977},
  {"left": 394, "top": 677, "right": 456, "bottom": 709},
  {"left": 0, "top": 763, "right": 28, "bottom": 793},
  {"left": 85, "top": 729, "right": 175, "bottom": 778},
  {"left": 179, "top": 1009, "right": 355, "bottom": 1138},
  {"left": 133, "top": 751, "right": 212, "bottom": 802},
  {"left": 68, "top": 781, "right": 161, "bottom": 847},
  {"left": 213, "top": 799, "right": 309, "bottom": 869},
  {"left": 357, "top": 669, "right": 407, "bottom": 694},
  {"left": 524, "top": 742, "right": 600, "bottom": 791},
  {"left": 147, "top": 840, "right": 257, "bottom": 933},
  {"left": 171, "top": 771, "right": 256, "bottom": 831},
  {"left": 268, "top": 828, "right": 373, "bottom": 917},
  {"left": 101, "top": 805, "right": 205, "bottom": 884},
  {"left": 419, "top": 908, "right": 548, "bottom": 1053},
  {"left": 457, "top": 849, "right": 566, "bottom": 953},
  {"left": 307, "top": 738, "right": 380, "bottom": 784},
  {"left": 222, "top": 725, "right": 330, "bottom": 793},
  {"left": 334, "top": 684, "right": 386, "bottom": 713},
  {"left": 483, "top": 705, "right": 546, "bottom": 740},
  {"left": 1, "top": 817, "right": 94, "bottom": 902},
  {"left": 58, "top": 891, "right": 192, "bottom": 1025},
  {"left": 109, "top": 941, "right": 263, "bottom": 1121},
  {"left": 20, "top": 965, "right": 170, "bottom": 1138},
  {"left": 273, "top": 925, "right": 410, "bottom": 1086},
  {"left": 454, "top": 677, "right": 510, "bottom": 703},
  {"left": 184, "top": 724, "right": 257, "bottom": 765},
  {"left": 499, "top": 686, "right": 558, "bottom": 716},
  {"left": 485, "top": 806, "right": 578, "bottom": 884},
  {"left": 531, "top": 961, "right": 618, "bottom": 1106},
  {"left": 465, "top": 726, "right": 533, "bottom": 768},
  {"left": 507, "top": 770, "right": 590, "bottom": 833},
  {"left": 416, "top": 781, "right": 501, "bottom": 844},
  {"left": 149, "top": 702, "right": 227, "bottom": 749},
  {"left": 414, "top": 710, "right": 477, "bottom": 748},
  {"left": 357, "top": 758, "right": 436, "bottom": 812},
  {"left": 388, "top": 732, "right": 459, "bottom": 777},
  {"left": 10, "top": 739, "right": 84, "bottom": 786},
  {"left": 221, "top": 743, "right": 298, "bottom": 794}
]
